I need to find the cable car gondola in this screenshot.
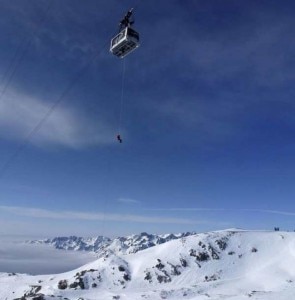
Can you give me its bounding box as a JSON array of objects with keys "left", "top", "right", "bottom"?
[{"left": 110, "top": 8, "right": 140, "bottom": 58}]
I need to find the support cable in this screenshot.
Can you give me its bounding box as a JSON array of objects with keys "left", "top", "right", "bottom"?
[
  {"left": 0, "top": 39, "right": 110, "bottom": 179},
  {"left": 0, "top": 2, "right": 53, "bottom": 105}
]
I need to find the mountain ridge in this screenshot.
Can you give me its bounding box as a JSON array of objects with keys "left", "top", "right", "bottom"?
[
  {"left": 3, "top": 229, "right": 295, "bottom": 299},
  {"left": 27, "top": 231, "right": 196, "bottom": 255}
]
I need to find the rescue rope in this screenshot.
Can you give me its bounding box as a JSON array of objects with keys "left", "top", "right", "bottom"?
[{"left": 118, "top": 58, "right": 127, "bottom": 135}]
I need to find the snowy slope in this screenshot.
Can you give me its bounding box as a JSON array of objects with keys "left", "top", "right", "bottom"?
[
  {"left": 28, "top": 231, "right": 194, "bottom": 254},
  {"left": 3, "top": 229, "right": 295, "bottom": 300}
]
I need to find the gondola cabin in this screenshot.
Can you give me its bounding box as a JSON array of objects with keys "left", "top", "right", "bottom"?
[{"left": 110, "top": 27, "right": 140, "bottom": 58}]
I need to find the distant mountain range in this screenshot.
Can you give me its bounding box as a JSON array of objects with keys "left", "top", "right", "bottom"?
[
  {"left": 3, "top": 229, "right": 295, "bottom": 300},
  {"left": 27, "top": 231, "right": 195, "bottom": 254}
]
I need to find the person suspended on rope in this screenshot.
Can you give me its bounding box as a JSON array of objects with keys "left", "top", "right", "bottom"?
[
  {"left": 117, "top": 134, "right": 123, "bottom": 143},
  {"left": 119, "top": 8, "right": 134, "bottom": 30}
]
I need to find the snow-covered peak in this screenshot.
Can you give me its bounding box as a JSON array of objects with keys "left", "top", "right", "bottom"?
[{"left": 28, "top": 235, "right": 111, "bottom": 251}]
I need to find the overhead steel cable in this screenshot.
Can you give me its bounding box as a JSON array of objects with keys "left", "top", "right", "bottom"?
[
  {"left": 0, "top": 35, "right": 27, "bottom": 90},
  {"left": 0, "top": 2, "right": 53, "bottom": 105},
  {"left": 0, "top": 38, "right": 111, "bottom": 179}
]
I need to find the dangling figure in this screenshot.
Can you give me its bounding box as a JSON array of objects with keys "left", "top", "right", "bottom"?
[{"left": 117, "top": 134, "right": 123, "bottom": 143}]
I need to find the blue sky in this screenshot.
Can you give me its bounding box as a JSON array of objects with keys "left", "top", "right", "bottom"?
[{"left": 0, "top": 0, "right": 295, "bottom": 238}]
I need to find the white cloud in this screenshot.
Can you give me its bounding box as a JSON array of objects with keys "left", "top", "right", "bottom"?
[
  {"left": 147, "top": 207, "right": 295, "bottom": 217},
  {"left": 117, "top": 198, "right": 140, "bottom": 204},
  {"left": 0, "top": 237, "right": 95, "bottom": 275},
  {"left": 0, "top": 89, "right": 114, "bottom": 148},
  {"left": 0, "top": 205, "right": 199, "bottom": 225},
  {"left": 147, "top": 207, "right": 227, "bottom": 212},
  {"left": 243, "top": 209, "right": 295, "bottom": 217}
]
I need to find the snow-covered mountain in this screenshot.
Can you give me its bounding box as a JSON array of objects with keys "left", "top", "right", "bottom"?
[
  {"left": 27, "top": 235, "right": 111, "bottom": 252},
  {"left": 3, "top": 229, "right": 295, "bottom": 300},
  {"left": 27, "top": 231, "right": 194, "bottom": 254}
]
